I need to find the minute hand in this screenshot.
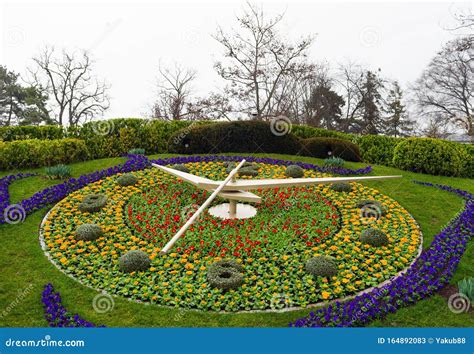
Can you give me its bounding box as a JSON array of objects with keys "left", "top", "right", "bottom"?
[{"left": 197, "top": 175, "right": 402, "bottom": 192}]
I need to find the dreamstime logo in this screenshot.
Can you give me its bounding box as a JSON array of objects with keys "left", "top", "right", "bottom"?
[
  {"left": 173, "top": 308, "right": 187, "bottom": 322},
  {"left": 172, "top": 121, "right": 197, "bottom": 146},
  {"left": 359, "top": 26, "right": 380, "bottom": 47},
  {"left": 5, "top": 26, "right": 25, "bottom": 47},
  {"left": 360, "top": 203, "right": 382, "bottom": 220},
  {"left": 179, "top": 27, "right": 202, "bottom": 47},
  {"left": 92, "top": 120, "right": 115, "bottom": 136},
  {"left": 447, "top": 293, "right": 471, "bottom": 314},
  {"left": 270, "top": 116, "right": 292, "bottom": 136},
  {"left": 270, "top": 293, "right": 293, "bottom": 311},
  {"left": 92, "top": 293, "right": 115, "bottom": 313},
  {"left": 181, "top": 204, "right": 200, "bottom": 221},
  {"left": 3, "top": 204, "right": 26, "bottom": 224}
]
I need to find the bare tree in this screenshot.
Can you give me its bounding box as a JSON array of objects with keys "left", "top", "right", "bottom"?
[
  {"left": 412, "top": 37, "right": 473, "bottom": 137},
  {"left": 213, "top": 2, "right": 314, "bottom": 120},
  {"left": 29, "top": 46, "right": 109, "bottom": 126},
  {"left": 151, "top": 62, "right": 197, "bottom": 120},
  {"left": 335, "top": 61, "right": 366, "bottom": 132}
]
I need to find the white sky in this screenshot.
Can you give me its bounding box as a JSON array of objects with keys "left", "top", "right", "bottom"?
[{"left": 0, "top": 0, "right": 471, "bottom": 118}]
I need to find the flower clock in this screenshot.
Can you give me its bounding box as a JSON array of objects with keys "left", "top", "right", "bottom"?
[{"left": 40, "top": 160, "right": 421, "bottom": 312}]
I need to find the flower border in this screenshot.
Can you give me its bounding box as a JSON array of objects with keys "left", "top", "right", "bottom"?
[
  {"left": 290, "top": 181, "right": 473, "bottom": 327},
  {"left": 42, "top": 283, "right": 104, "bottom": 327}
]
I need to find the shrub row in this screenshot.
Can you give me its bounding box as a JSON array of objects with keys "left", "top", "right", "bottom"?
[
  {"left": 0, "top": 139, "right": 88, "bottom": 170},
  {"left": 1, "top": 119, "right": 472, "bottom": 177},
  {"left": 0, "top": 125, "right": 64, "bottom": 141}
]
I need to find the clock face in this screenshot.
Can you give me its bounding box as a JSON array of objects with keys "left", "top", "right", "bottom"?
[{"left": 41, "top": 160, "right": 421, "bottom": 312}]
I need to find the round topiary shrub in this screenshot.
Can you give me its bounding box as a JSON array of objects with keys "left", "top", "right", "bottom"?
[
  {"left": 75, "top": 223, "right": 103, "bottom": 241},
  {"left": 285, "top": 165, "right": 304, "bottom": 178},
  {"left": 356, "top": 199, "right": 387, "bottom": 217},
  {"left": 172, "top": 164, "right": 190, "bottom": 173},
  {"left": 207, "top": 260, "right": 244, "bottom": 291},
  {"left": 305, "top": 256, "right": 338, "bottom": 277},
  {"left": 238, "top": 167, "right": 259, "bottom": 177},
  {"left": 330, "top": 182, "right": 352, "bottom": 192},
  {"left": 360, "top": 228, "right": 389, "bottom": 247},
  {"left": 392, "top": 137, "right": 463, "bottom": 176},
  {"left": 301, "top": 137, "right": 361, "bottom": 162},
  {"left": 118, "top": 250, "right": 151, "bottom": 273},
  {"left": 117, "top": 173, "right": 138, "bottom": 186},
  {"left": 78, "top": 194, "right": 107, "bottom": 213}
]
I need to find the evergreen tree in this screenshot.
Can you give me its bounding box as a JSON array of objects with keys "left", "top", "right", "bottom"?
[
  {"left": 359, "top": 70, "right": 384, "bottom": 134},
  {"left": 0, "top": 66, "right": 50, "bottom": 126},
  {"left": 307, "top": 83, "right": 345, "bottom": 130},
  {"left": 383, "top": 81, "right": 414, "bottom": 137}
]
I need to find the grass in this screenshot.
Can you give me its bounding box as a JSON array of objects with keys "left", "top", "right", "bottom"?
[{"left": 0, "top": 153, "right": 472, "bottom": 327}]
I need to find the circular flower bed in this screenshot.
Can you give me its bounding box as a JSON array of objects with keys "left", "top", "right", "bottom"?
[{"left": 40, "top": 160, "right": 421, "bottom": 312}]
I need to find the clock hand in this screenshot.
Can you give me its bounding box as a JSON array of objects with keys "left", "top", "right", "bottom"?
[
  {"left": 159, "top": 159, "right": 247, "bottom": 255},
  {"left": 197, "top": 175, "right": 402, "bottom": 191}
]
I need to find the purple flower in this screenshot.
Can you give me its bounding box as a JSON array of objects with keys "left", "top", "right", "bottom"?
[
  {"left": 290, "top": 181, "right": 473, "bottom": 327},
  {"left": 42, "top": 283, "right": 104, "bottom": 327}
]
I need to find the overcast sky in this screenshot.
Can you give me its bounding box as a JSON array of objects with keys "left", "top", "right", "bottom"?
[{"left": 1, "top": 0, "right": 471, "bottom": 118}]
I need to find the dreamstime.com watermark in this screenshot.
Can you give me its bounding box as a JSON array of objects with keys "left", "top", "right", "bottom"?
[
  {"left": 270, "top": 115, "right": 292, "bottom": 136},
  {"left": 4, "top": 335, "right": 85, "bottom": 348},
  {"left": 0, "top": 283, "right": 34, "bottom": 320},
  {"left": 3, "top": 203, "right": 26, "bottom": 224},
  {"left": 92, "top": 292, "right": 115, "bottom": 313},
  {"left": 447, "top": 293, "right": 471, "bottom": 314},
  {"left": 92, "top": 119, "right": 115, "bottom": 136}
]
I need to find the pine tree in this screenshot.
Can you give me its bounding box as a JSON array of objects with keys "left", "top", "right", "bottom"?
[
  {"left": 383, "top": 81, "right": 414, "bottom": 137},
  {"left": 359, "top": 70, "right": 384, "bottom": 134}
]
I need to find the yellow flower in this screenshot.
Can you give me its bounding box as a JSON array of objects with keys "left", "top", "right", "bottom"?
[{"left": 321, "top": 291, "right": 330, "bottom": 300}]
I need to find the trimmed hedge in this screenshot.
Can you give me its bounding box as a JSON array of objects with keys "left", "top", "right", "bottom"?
[
  {"left": 291, "top": 125, "right": 353, "bottom": 141},
  {"left": 0, "top": 125, "right": 64, "bottom": 141},
  {"left": 0, "top": 138, "right": 89, "bottom": 170},
  {"left": 168, "top": 121, "right": 302, "bottom": 155},
  {"left": 300, "top": 137, "right": 361, "bottom": 162},
  {"left": 355, "top": 135, "right": 402, "bottom": 166},
  {"left": 75, "top": 118, "right": 200, "bottom": 159},
  {"left": 393, "top": 138, "right": 464, "bottom": 177}
]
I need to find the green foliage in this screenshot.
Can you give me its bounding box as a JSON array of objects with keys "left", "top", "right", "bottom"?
[
  {"left": 238, "top": 167, "right": 259, "bottom": 177},
  {"left": 168, "top": 121, "right": 302, "bottom": 155},
  {"left": 172, "top": 164, "right": 190, "bottom": 173},
  {"left": 119, "top": 250, "right": 151, "bottom": 273},
  {"left": 44, "top": 164, "right": 72, "bottom": 180},
  {"left": 76, "top": 119, "right": 203, "bottom": 159},
  {"left": 323, "top": 157, "right": 345, "bottom": 167},
  {"left": 393, "top": 138, "right": 463, "bottom": 176},
  {"left": 75, "top": 223, "right": 103, "bottom": 241},
  {"left": 0, "top": 138, "right": 89, "bottom": 169},
  {"left": 457, "top": 277, "right": 474, "bottom": 302},
  {"left": 206, "top": 260, "right": 244, "bottom": 291},
  {"left": 360, "top": 228, "right": 389, "bottom": 247},
  {"left": 300, "top": 137, "right": 361, "bottom": 162},
  {"left": 304, "top": 256, "right": 338, "bottom": 277},
  {"left": 456, "top": 144, "right": 474, "bottom": 178},
  {"left": 330, "top": 182, "right": 352, "bottom": 192},
  {"left": 128, "top": 148, "right": 145, "bottom": 155},
  {"left": 354, "top": 135, "right": 402, "bottom": 166},
  {"left": 291, "top": 124, "right": 353, "bottom": 140},
  {"left": 117, "top": 173, "right": 138, "bottom": 186},
  {"left": 285, "top": 165, "right": 304, "bottom": 178},
  {"left": 78, "top": 194, "right": 107, "bottom": 213},
  {"left": 0, "top": 125, "right": 63, "bottom": 141}
]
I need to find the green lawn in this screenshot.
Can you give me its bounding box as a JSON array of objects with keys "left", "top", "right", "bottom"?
[{"left": 0, "top": 153, "right": 472, "bottom": 327}]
